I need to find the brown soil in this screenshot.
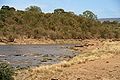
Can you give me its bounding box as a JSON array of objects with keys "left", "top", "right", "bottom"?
[{"left": 51, "top": 54, "right": 120, "bottom": 80}]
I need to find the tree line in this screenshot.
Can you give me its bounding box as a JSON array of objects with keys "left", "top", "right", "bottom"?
[{"left": 0, "top": 5, "right": 120, "bottom": 42}]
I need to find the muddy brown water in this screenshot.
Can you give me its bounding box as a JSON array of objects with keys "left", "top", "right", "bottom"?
[{"left": 0, "top": 44, "right": 79, "bottom": 68}]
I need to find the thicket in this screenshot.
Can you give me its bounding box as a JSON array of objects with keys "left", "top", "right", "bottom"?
[
  {"left": 0, "top": 62, "right": 14, "bottom": 80},
  {"left": 0, "top": 5, "right": 120, "bottom": 42}
]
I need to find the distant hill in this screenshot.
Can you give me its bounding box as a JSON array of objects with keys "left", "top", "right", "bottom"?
[
  {"left": 0, "top": 5, "right": 120, "bottom": 40},
  {"left": 99, "top": 18, "right": 120, "bottom": 22}
]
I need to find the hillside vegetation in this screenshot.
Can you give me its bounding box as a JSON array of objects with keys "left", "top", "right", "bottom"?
[{"left": 0, "top": 5, "right": 120, "bottom": 42}]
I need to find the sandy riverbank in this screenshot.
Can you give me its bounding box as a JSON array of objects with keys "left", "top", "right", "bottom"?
[
  {"left": 14, "top": 39, "right": 120, "bottom": 80},
  {"left": 0, "top": 38, "right": 81, "bottom": 45},
  {"left": 0, "top": 38, "right": 119, "bottom": 45},
  {"left": 0, "top": 38, "right": 55, "bottom": 45}
]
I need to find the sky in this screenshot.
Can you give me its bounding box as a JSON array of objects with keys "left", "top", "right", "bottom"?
[{"left": 0, "top": 0, "right": 120, "bottom": 18}]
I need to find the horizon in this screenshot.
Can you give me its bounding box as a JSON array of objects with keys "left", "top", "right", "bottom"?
[{"left": 0, "top": 0, "right": 120, "bottom": 18}]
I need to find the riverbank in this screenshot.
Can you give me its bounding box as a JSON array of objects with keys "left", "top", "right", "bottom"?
[
  {"left": 0, "top": 38, "right": 119, "bottom": 45},
  {"left": 0, "top": 38, "right": 55, "bottom": 45},
  {"left": 14, "top": 40, "right": 120, "bottom": 80},
  {"left": 0, "top": 38, "right": 98, "bottom": 45}
]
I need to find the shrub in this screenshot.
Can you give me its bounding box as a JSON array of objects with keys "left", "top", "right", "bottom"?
[
  {"left": 0, "top": 62, "right": 14, "bottom": 80},
  {"left": 7, "top": 35, "right": 15, "bottom": 42}
]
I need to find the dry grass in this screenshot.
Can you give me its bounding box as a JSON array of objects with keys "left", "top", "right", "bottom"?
[
  {"left": 0, "top": 39, "right": 83, "bottom": 45},
  {"left": 14, "top": 40, "right": 120, "bottom": 80},
  {"left": 55, "top": 39, "right": 83, "bottom": 44}
]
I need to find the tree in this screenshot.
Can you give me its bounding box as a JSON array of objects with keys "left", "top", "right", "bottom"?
[
  {"left": 82, "top": 10, "right": 97, "bottom": 20},
  {"left": 9, "top": 7, "right": 16, "bottom": 11},
  {"left": 1, "top": 5, "right": 15, "bottom": 11},
  {"left": 54, "top": 9, "right": 65, "bottom": 14},
  {"left": 68, "top": 11, "right": 75, "bottom": 15},
  {"left": 1, "top": 5, "right": 10, "bottom": 10},
  {"left": 25, "top": 6, "right": 42, "bottom": 13}
]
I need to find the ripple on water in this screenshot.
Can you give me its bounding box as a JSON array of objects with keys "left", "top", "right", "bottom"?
[{"left": 0, "top": 44, "right": 79, "bottom": 68}]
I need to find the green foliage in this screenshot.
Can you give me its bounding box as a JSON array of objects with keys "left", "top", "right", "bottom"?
[
  {"left": 1, "top": 5, "right": 15, "bottom": 11},
  {"left": 54, "top": 9, "right": 65, "bottom": 14},
  {"left": 1, "top": 5, "right": 10, "bottom": 10},
  {"left": 82, "top": 10, "right": 97, "bottom": 20},
  {"left": 0, "top": 5, "right": 120, "bottom": 41},
  {"left": 0, "top": 62, "right": 14, "bottom": 80},
  {"left": 25, "top": 6, "right": 42, "bottom": 13}
]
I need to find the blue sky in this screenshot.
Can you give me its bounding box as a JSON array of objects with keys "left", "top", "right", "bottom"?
[{"left": 0, "top": 0, "right": 120, "bottom": 18}]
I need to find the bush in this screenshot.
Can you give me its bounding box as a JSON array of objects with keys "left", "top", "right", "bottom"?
[
  {"left": 7, "top": 35, "right": 15, "bottom": 42},
  {"left": 0, "top": 62, "right": 14, "bottom": 80}
]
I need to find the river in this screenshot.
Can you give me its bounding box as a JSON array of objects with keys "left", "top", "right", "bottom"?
[{"left": 0, "top": 44, "right": 79, "bottom": 68}]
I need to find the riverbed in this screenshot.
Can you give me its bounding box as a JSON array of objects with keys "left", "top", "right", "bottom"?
[{"left": 0, "top": 44, "right": 79, "bottom": 68}]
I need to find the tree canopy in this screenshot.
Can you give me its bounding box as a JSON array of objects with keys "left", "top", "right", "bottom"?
[
  {"left": 25, "top": 6, "right": 42, "bottom": 13},
  {"left": 82, "top": 10, "right": 97, "bottom": 20},
  {"left": 1, "top": 5, "right": 16, "bottom": 11},
  {"left": 54, "top": 9, "right": 65, "bottom": 14}
]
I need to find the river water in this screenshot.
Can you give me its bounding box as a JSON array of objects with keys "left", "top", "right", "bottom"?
[{"left": 0, "top": 44, "right": 79, "bottom": 68}]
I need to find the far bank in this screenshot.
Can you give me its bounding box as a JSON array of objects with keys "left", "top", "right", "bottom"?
[{"left": 1, "top": 38, "right": 120, "bottom": 45}]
